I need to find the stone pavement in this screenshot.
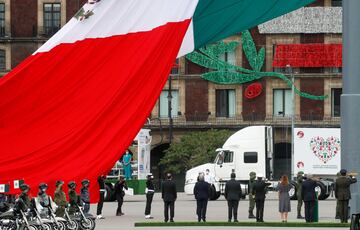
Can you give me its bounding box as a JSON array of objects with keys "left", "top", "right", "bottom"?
[{"left": 89, "top": 192, "right": 347, "bottom": 230}]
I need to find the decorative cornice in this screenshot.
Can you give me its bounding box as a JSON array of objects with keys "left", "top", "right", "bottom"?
[{"left": 258, "top": 7, "right": 342, "bottom": 34}]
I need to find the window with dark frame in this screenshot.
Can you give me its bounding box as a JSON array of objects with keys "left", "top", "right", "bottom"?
[
  {"left": 216, "top": 89, "right": 236, "bottom": 118},
  {"left": 332, "top": 88, "right": 342, "bottom": 117},
  {"left": 44, "top": 3, "right": 61, "bottom": 36},
  {"left": 272, "top": 45, "right": 287, "bottom": 73},
  {"left": 159, "top": 90, "right": 179, "bottom": 118},
  {"left": 273, "top": 89, "right": 293, "bottom": 116},
  {"left": 170, "top": 59, "right": 179, "bottom": 75},
  {"left": 244, "top": 152, "right": 258, "bottom": 163},
  {"left": 0, "top": 3, "right": 5, "bottom": 37},
  {"left": 0, "top": 49, "right": 6, "bottom": 71},
  {"left": 332, "top": 0, "right": 342, "bottom": 7}
]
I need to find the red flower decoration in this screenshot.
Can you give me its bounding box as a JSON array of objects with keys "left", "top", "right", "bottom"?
[{"left": 245, "top": 83, "right": 262, "bottom": 99}]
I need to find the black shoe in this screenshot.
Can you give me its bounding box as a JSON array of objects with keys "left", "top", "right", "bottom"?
[
  {"left": 234, "top": 219, "right": 239, "bottom": 222},
  {"left": 170, "top": 219, "right": 174, "bottom": 222},
  {"left": 297, "top": 215, "right": 304, "bottom": 219},
  {"left": 164, "top": 220, "right": 168, "bottom": 223},
  {"left": 202, "top": 219, "right": 206, "bottom": 222},
  {"left": 248, "top": 213, "right": 256, "bottom": 219},
  {"left": 335, "top": 215, "right": 340, "bottom": 219}
]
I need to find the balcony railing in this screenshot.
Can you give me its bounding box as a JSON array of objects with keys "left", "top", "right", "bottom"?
[{"left": 145, "top": 114, "right": 340, "bottom": 129}]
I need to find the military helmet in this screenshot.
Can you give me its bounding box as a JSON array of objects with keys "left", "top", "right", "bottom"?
[
  {"left": 81, "top": 179, "right": 90, "bottom": 186},
  {"left": 20, "top": 184, "right": 30, "bottom": 192},
  {"left": 38, "top": 183, "right": 48, "bottom": 190},
  {"left": 297, "top": 171, "right": 304, "bottom": 176},
  {"left": 55, "top": 180, "right": 64, "bottom": 187},
  {"left": 68, "top": 181, "right": 76, "bottom": 189},
  {"left": 340, "top": 169, "right": 347, "bottom": 176},
  {"left": 249, "top": 172, "right": 256, "bottom": 176}
]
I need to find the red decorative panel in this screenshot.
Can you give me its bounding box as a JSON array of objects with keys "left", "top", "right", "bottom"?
[{"left": 273, "top": 44, "right": 342, "bottom": 68}]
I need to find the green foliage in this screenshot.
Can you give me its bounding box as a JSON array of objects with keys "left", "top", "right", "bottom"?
[
  {"left": 241, "top": 30, "right": 265, "bottom": 71},
  {"left": 159, "top": 129, "right": 234, "bottom": 174}
]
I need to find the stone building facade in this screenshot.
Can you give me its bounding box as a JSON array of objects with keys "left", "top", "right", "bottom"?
[{"left": 0, "top": 0, "right": 344, "bottom": 186}]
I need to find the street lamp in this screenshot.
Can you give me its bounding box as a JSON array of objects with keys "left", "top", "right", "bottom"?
[
  {"left": 167, "top": 75, "right": 173, "bottom": 144},
  {"left": 286, "top": 64, "right": 295, "bottom": 179}
]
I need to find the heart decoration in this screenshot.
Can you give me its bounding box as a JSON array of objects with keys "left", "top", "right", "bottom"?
[{"left": 309, "top": 136, "right": 341, "bottom": 164}]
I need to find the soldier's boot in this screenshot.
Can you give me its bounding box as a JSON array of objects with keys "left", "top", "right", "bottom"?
[{"left": 248, "top": 211, "right": 256, "bottom": 219}]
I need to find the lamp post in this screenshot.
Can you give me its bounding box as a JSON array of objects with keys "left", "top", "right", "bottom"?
[
  {"left": 342, "top": 1, "right": 360, "bottom": 228},
  {"left": 167, "top": 76, "right": 173, "bottom": 144},
  {"left": 286, "top": 64, "right": 295, "bottom": 179}
]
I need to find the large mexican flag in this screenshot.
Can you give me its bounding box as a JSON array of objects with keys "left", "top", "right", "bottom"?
[{"left": 0, "top": 0, "right": 314, "bottom": 200}]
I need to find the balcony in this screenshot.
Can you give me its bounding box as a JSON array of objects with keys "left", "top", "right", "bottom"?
[{"left": 145, "top": 114, "right": 340, "bottom": 130}]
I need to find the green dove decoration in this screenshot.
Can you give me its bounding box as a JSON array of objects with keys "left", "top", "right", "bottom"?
[{"left": 186, "top": 30, "right": 327, "bottom": 100}]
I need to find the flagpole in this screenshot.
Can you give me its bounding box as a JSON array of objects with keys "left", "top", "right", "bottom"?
[{"left": 342, "top": 0, "right": 360, "bottom": 227}]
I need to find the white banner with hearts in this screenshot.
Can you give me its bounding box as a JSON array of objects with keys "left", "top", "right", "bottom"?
[{"left": 294, "top": 128, "right": 341, "bottom": 175}]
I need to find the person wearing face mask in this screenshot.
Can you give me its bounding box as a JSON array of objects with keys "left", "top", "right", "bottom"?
[
  {"left": 204, "top": 169, "right": 215, "bottom": 185},
  {"left": 35, "top": 183, "right": 57, "bottom": 217},
  {"left": 145, "top": 173, "right": 155, "bottom": 219},
  {"left": 68, "top": 181, "right": 81, "bottom": 215},
  {"left": 14, "top": 184, "right": 32, "bottom": 214},
  {"left": 54, "top": 180, "right": 67, "bottom": 217},
  {"left": 123, "top": 150, "right": 133, "bottom": 180},
  {"left": 81, "top": 179, "right": 90, "bottom": 214}
]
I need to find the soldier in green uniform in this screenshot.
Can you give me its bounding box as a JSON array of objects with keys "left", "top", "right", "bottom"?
[
  {"left": 54, "top": 180, "right": 67, "bottom": 217},
  {"left": 296, "top": 171, "right": 304, "bottom": 219},
  {"left": 14, "top": 184, "right": 32, "bottom": 213},
  {"left": 335, "top": 169, "right": 357, "bottom": 223},
  {"left": 68, "top": 181, "right": 80, "bottom": 215},
  {"left": 248, "top": 172, "right": 256, "bottom": 219}
]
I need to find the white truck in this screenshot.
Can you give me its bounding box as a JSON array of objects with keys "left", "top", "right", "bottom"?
[{"left": 184, "top": 126, "right": 341, "bottom": 200}]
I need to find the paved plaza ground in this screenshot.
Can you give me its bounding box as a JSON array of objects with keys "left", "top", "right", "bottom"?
[{"left": 89, "top": 192, "right": 349, "bottom": 230}]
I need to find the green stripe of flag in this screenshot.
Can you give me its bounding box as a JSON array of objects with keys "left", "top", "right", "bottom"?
[
  {"left": 192, "top": 0, "right": 315, "bottom": 49},
  {"left": 0, "top": 184, "right": 10, "bottom": 193}
]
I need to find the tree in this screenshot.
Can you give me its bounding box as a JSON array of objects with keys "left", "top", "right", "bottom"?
[{"left": 159, "top": 129, "right": 234, "bottom": 174}]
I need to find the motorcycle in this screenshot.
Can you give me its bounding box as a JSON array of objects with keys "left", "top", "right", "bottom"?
[
  {"left": 0, "top": 207, "right": 39, "bottom": 230},
  {"left": 63, "top": 207, "right": 78, "bottom": 230},
  {"left": 66, "top": 205, "right": 95, "bottom": 230},
  {"left": 31, "top": 207, "right": 54, "bottom": 230},
  {"left": 46, "top": 206, "right": 67, "bottom": 230}
]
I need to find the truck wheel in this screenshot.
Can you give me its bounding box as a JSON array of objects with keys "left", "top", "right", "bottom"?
[
  {"left": 351, "top": 214, "right": 360, "bottom": 230},
  {"left": 104, "top": 184, "right": 113, "bottom": 202},
  {"left": 289, "top": 181, "right": 298, "bottom": 200},
  {"left": 315, "top": 181, "right": 327, "bottom": 200},
  {"left": 209, "top": 185, "right": 220, "bottom": 200},
  {"left": 210, "top": 192, "right": 221, "bottom": 200}
]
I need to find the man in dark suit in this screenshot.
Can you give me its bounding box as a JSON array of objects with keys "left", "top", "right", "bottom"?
[
  {"left": 335, "top": 169, "right": 357, "bottom": 223},
  {"left": 301, "top": 174, "right": 317, "bottom": 222},
  {"left": 252, "top": 173, "right": 270, "bottom": 222},
  {"left": 225, "top": 172, "right": 241, "bottom": 222},
  {"left": 161, "top": 173, "right": 177, "bottom": 222},
  {"left": 194, "top": 173, "right": 210, "bottom": 222}
]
